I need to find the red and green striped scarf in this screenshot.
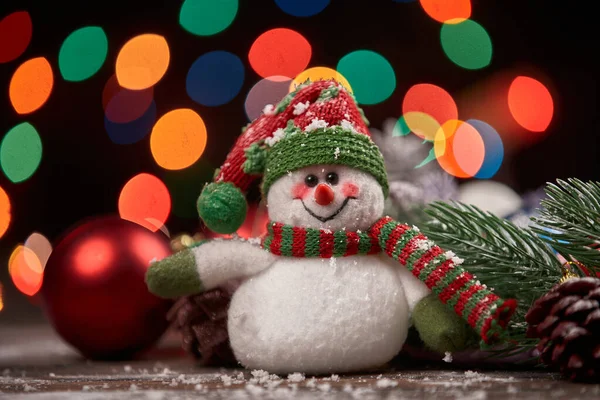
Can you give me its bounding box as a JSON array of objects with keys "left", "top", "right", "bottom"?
[{"left": 262, "top": 217, "right": 517, "bottom": 344}]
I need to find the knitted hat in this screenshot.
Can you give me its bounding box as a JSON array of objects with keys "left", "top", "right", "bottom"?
[{"left": 197, "top": 80, "right": 388, "bottom": 234}]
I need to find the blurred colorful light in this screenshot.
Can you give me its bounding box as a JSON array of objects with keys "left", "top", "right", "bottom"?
[
  {"left": 467, "top": 119, "right": 504, "bottom": 179},
  {"left": 245, "top": 76, "right": 291, "bottom": 121},
  {"left": 0, "top": 11, "right": 32, "bottom": 63},
  {"left": 291, "top": 66, "right": 352, "bottom": 92},
  {"left": 150, "top": 109, "right": 207, "bottom": 170},
  {"left": 179, "top": 0, "right": 238, "bottom": 36},
  {"left": 1, "top": 122, "right": 42, "bottom": 183},
  {"left": 104, "top": 101, "right": 157, "bottom": 145},
  {"left": 59, "top": 26, "right": 108, "bottom": 82},
  {"left": 9, "top": 57, "right": 53, "bottom": 114},
  {"left": 0, "top": 282, "right": 4, "bottom": 312},
  {"left": 115, "top": 34, "right": 170, "bottom": 90},
  {"left": 508, "top": 76, "right": 554, "bottom": 132},
  {"left": 395, "top": 111, "right": 441, "bottom": 141},
  {"left": 434, "top": 120, "right": 464, "bottom": 177},
  {"left": 274, "top": 0, "right": 330, "bottom": 17},
  {"left": 24, "top": 232, "right": 53, "bottom": 269},
  {"left": 0, "top": 186, "right": 10, "bottom": 239},
  {"left": 440, "top": 20, "right": 492, "bottom": 70},
  {"left": 249, "top": 28, "right": 311, "bottom": 79},
  {"left": 420, "top": 0, "right": 471, "bottom": 24},
  {"left": 186, "top": 51, "right": 245, "bottom": 106},
  {"left": 118, "top": 173, "right": 171, "bottom": 232},
  {"left": 9, "top": 245, "right": 43, "bottom": 297},
  {"left": 452, "top": 122, "right": 485, "bottom": 177},
  {"left": 102, "top": 72, "right": 156, "bottom": 145},
  {"left": 103, "top": 74, "right": 154, "bottom": 124},
  {"left": 403, "top": 83, "right": 458, "bottom": 127},
  {"left": 337, "top": 50, "right": 396, "bottom": 105},
  {"left": 434, "top": 119, "right": 484, "bottom": 178}
]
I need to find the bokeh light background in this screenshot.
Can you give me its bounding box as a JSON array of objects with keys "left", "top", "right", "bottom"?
[{"left": 0, "top": 0, "right": 597, "bottom": 317}]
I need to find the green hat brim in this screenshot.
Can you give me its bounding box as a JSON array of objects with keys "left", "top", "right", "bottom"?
[{"left": 262, "top": 127, "right": 389, "bottom": 197}]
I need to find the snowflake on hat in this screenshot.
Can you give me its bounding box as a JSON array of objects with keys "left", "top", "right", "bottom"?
[{"left": 146, "top": 80, "right": 517, "bottom": 374}]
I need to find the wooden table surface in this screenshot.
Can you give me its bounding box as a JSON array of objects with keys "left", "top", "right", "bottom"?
[{"left": 1, "top": 324, "right": 598, "bottom": 400}]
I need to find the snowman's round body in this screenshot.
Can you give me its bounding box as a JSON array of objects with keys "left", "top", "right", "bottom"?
[
  {"left": 228, "top": 254, "right": 409, "bottom": 374},
  {"left": 226, "top": 165, "right": 418, "bottom": 374}
]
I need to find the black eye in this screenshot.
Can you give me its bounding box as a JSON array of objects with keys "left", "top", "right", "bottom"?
[
  {"left": 304, "top": 174, "right": 319, "bottom": 187},
  {"left": 326, "top": 172, "right": 339, "bottom": 185}
]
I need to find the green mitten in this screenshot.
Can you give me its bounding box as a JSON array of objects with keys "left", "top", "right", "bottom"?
[
  {"left": 412, "top": 293, "right": 469, "bottom": 354},
  {"left": 145, "top": 248, "right": 203, "bottom": 298}
]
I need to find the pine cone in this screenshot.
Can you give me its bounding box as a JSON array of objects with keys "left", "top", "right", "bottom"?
[
  {"left": 167, "top": 281, "right": 240, "bottom": 366},
  {"left": 525, "top": 277, "right": 600, "bottom": 382}
]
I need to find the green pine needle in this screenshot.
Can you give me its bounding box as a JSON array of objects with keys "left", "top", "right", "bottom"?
[
  {"left": 422, "top": 201, "right": 562, "bottom": 339},
  {"left": 531, "top": 178, "right": 600, "bottom": 272}
]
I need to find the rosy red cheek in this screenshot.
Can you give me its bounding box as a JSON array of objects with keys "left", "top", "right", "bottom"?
[
  {"left": 292, "top": 183, "right": 310, "bottom": 199},
  {"left": 342, "top": 182, "right": 360, "bottom": 198}
]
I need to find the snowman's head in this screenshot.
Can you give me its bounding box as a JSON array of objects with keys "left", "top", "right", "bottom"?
[
  {"left": 196, "top": 80, "right": 390, "bottom": 235},
  {"left": 267, "top": 164, "right": 385, "bottom": 231}
]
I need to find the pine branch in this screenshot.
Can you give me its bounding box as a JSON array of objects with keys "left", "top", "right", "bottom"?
[
  {"left": 531, "top": 179, "right": 600, "bottom": 272},
  {"left": 422, "top": 201, "right": 562, "bottom": 338}
]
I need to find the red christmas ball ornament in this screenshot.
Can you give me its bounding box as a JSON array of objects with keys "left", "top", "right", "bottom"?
[{"left": 41, "top": 215, "right": 173, "bottom": 360}]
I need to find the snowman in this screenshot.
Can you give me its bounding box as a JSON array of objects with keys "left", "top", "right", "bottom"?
[{"left": 146, "top": 80, "right": 516, "bottom": 374}]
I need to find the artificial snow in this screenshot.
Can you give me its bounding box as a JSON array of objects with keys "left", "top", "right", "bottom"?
[
  {"left": 293, "top": 101, "right": 310, "bottom": 115},
  {"left": 443, "top": 352, "right": 453, "bottom": 363},
  {"left": 452, "top": 256, "right": 464, "bottom": 265},
  {"left": 376, "top": 378, "right": 399, "bottom": 388},
  {"left": 245, "top": 384, "right": 266, "bottom": 395},
  {"left": 304, "top": 118, "right": 329, "bottom": 132},
  {"left": 23, "top": 384, "right": 37, "bottom": 392},
  {"left": 340, "top": 119, "right": 358, "bottom": 134},
  {"left": 249, "top": 369, "right": 280, "bottom": 385},
  {"left": 287, "top": 372, "right": 305, "bottom": 382},
  {"left": 334, "top": 147, "right": 341, "bottom": 159},
  {"left": 444, "top": 250, "right": 456, "bottom": 259},
  {"left": 263, "top": 104, "right": 275, "bottom": 115},
  {"left": 246, "top": 237, "right": 262, "bottom": 246},
  {"left": 265, "top": 128, "right": 286, "bottom": 146},
  {"left": 415, "top": 239, "right": 433, "bottom": 251}
]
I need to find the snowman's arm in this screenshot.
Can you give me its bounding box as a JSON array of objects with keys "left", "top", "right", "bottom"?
[
  {"left": 146, "top": 239, "right": 276, "bottom": 298},
  {"left": 371, "top": 216, "right": 517, "bottom": 344},
  {"left": 393, "top": 260, "right": 431, "bottom": 313}
]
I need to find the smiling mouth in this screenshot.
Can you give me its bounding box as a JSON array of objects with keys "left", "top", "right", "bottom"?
[{"left": 299, "top": 197, "right": 356, "bottom": 223}]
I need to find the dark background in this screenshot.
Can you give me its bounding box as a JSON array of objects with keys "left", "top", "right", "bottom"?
[{"left": 0, "top": 0, "right": 598, "bottom": 323}]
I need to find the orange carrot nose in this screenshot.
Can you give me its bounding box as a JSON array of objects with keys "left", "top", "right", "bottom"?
[{"left": 314, "top": 184, "right": 335, "bottom": 206}]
